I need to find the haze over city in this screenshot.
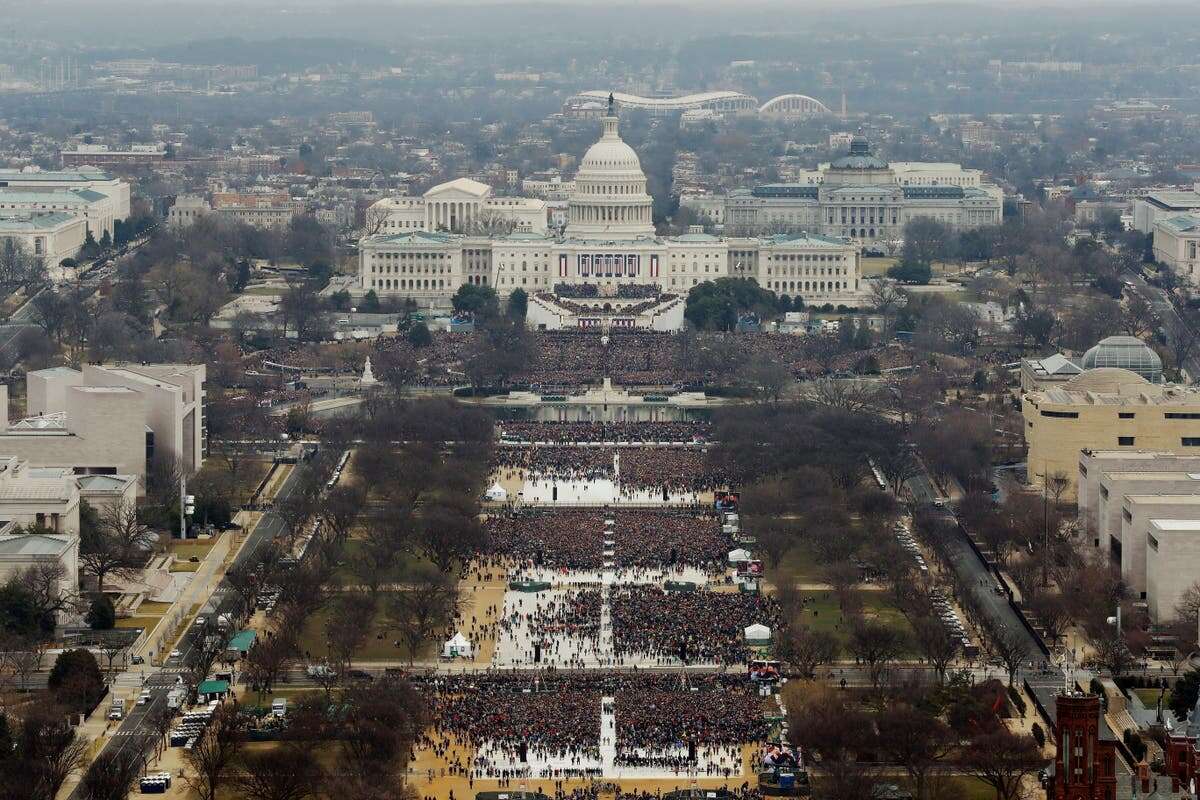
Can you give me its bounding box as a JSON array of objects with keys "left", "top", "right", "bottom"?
[{"left": 1, "top": 4, "right": 1200, "bottom": 800}]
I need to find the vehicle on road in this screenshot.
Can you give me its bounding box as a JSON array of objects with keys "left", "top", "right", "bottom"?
[
  {"left": 138, "top": 690, "right": 152, "bottom": 705},
  {"left": 306, "top": 664, "right": 336, "bottom": 679},
  {"left": 169, "top": 649, "right": 182, "bottom": 659},
  {"left": 108, "top": 698, "right": 125, "bottom": 720}
]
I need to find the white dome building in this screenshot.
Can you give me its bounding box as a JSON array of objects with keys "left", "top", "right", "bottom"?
[{"left": 566, "top": 99, "right": 655, "bottom": 241}]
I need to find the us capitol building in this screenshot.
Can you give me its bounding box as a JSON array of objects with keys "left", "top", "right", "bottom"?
[{"left": 359, "top": 101, "right": 946, "bottom": 330}]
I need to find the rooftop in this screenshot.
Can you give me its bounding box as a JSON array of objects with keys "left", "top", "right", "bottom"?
[
  {"left": 1149, "top": 519, "right": 1200, "bottom": 532},
  {"left": 1144, "top": 191, "right": 1200, "bottom": 211},
  {"left": 0, "top": 212, "right": 80, "bottom": 231},
  {"left": 0, "top": 187, "right": 108, "bottom": 203},
  {"left": 0, "top": 168, "right": 115, "bottom": 182},
  {"left": 1158, "top": 213, "right": 1200, "bottom": 234},
  {"left": 0, "top": 533, "right": 74, "bottom": 556},
  {"left": 1101, "top": 472, "right": 1200, "bottom": 482},
  {"left": 1125, "top": 494, "right": 1200, "bottom": 506}
]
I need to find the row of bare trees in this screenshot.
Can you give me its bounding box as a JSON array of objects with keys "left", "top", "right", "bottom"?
[
  {"left": 182, "top": 677, "right": 426, "bottom": 800},
  {"left": 788, "top": 676, "right": 1047, "bottom": 800}
]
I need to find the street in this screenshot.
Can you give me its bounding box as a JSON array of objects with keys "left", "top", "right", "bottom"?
[
  {"left": 1125, "top": 270, "right": 1200, "bottom": 379},
  {"left": 905, "top": 467, "right": 1047, "bottom": 664},
  {"left": 66, "top": 459, "right": 307, "bottom": 797}
]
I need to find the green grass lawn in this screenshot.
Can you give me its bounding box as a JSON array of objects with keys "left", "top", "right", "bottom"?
[
  {"left": 294, "top": 597, "right": 437, "bottom": 662},
  {"left": 170, "top": 561, "right": 201, "bottom": 573},
  {"left": 136, "top": 601, "right": 172, "bottom": 615},
  {"left": 860, "top": 256, "right": 964, "bottom": 279},
  {"left": 792, "top": 589, "right": 917, "bottom": 656},
  {"left": 237, "top": 685, "right": 324, "bottom": 711},
  {"left": 169, "top": 539, "right": 217, "bottom": 561},
  {"left": 115, "top": 616, "right": 160, "bottom": 630},
  {"left": 774, "top": 541, "right": 825, "bottom": 585},
  {"left": 328, "top": 539, "right": 451, "bottom": 588},
  {"left": 811, "top": 775, "right": 994, "bottom": 800},
  {"left": 1134, "top": 688, "right": 1172, "bottom": 709},
  {"left": 242, "top": 285, "right": 286, "bottom": 296},
  {"left": 860, "top": 256, "right": 898, "bottom": 277}
]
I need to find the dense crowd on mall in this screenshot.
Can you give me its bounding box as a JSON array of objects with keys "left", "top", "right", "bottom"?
[
  {"left": 417, "top": 673, "right": 767, "bottom": 765},
  {"left": 490, "top": 445, "right": 727, "bottom": 492},
  {"left": 483, "top": 509, "right": 730, "bottom": 571},
  {"left": 610, "top": 588, "right": 781, "bottom": 664},
  {"left": 499, "top": 421, "right": 710, "bottom": 444}
]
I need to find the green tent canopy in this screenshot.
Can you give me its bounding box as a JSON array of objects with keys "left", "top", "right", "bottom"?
[
  {"left": 228, "top": 630, "right": 257, "bottom": 653},
  {"left": 509, "top": 580, "right": 551, "bottom": 593}
]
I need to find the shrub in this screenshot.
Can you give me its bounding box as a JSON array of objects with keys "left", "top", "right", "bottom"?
[
  {"left": 1007, "top": 685, "right": 1027, "bottom": 716},
  {"left": 86, "top": 595, "right": 116, "bottom": 630}
]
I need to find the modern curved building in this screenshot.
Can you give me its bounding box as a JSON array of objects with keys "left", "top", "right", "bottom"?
[
  {"left": 1022, "top": 360, "right": 1200, "bottom": 497},
  {"left": 758, "top": 94, "right": 833, "bottom": 116},
  {"left": 571, "top": 90, "right": 760, "bottom": 115}
]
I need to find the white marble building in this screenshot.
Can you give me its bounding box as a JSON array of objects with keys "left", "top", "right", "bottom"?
[
  {"left": 720, "top": 135, "right": 1003, "bottom": 243},
  {"left": 367, "top": 177, "right": 548, "bottom": 235},
  {"left": 1153, "top": 213, "right": 1200, "bottom": 285},
  {"left": 358, "top": 105, "right": 866, "bottom": 323}
]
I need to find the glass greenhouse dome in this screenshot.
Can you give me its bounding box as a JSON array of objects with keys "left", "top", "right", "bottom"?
[{"left": 1080, "top": 335, "right": 1163, "bottom": 382}]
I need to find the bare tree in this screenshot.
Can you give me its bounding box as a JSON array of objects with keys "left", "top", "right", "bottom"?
[
  {"left": 319, "top": 484, "right": 366, "bottom": 545},
  {"left": 361, "top": 203, "right": 391, "bottom": 236},
  {"left": 877, "top": 706, "right": 957, "bottom": 800},
  {"left": 183, "top": 704, "right": 245, "bottom": 800},
  {"left": 79, "top": 748, "right": 141, "bottom": 800},
  {"left": 990, "top": 626, "right": 1032, "bottom": 684},
  {"left": 849, "top": 619, "right": 908, "bottom": 689},
  {"left": 17, "top": 562, "right": 80, "bottom": 622},
  {"left": 777, "top": 625, "right": 840, "bottom": 678},
  {"left": 869, "top": 280, "right": 905, "bottom": 339},
  {"left": 325, "top": 592, "right": 373, "bottom": 674},
  {"left": 243, "top": 635, "right": 295, "bottom": 705},
  {"left": 912, "top": 615, "right": 960, "bottom": 685},
  {"left": 788, "top": 691, "right": 882, "bottom": 800},
  {"left": 148, "top": 703, "right": 176, "bottom": 759},
  {"left": 234, "top": 748, "right": 323, "bottom": 800},
  {"left": 386, "top": 566, "right": 461, "bottom": 665},
  {"left": 1121, "top": 292, "right": 1156, "bottom": 338},
  {"left": 958, "top": 729, "right": 1048, "bottom": 800},
  {"left": 80, "top": 500, "right": 156, "bottom": 591}
]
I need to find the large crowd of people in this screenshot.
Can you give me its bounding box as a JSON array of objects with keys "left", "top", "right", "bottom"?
[
  {"left": 421, "top": 673, "right": 602, "bottom": 757},
  {"left": 248, "top": 327, "right": 918, "bottom": 392},
  {"left": 419, "top": 673, "right": 766, "bottom": 769},
  {"left": 483, "top": 509, "right": 730, "bottom": 571},
  {"left": 499, "top": 421, "right": 710, "bottom": 444},
  {"left": 610, "top": 588, "right": 781, "bottom": 665},
  {"left": 491, "top": 444, "right": 727, "bottom": 492},
  {"left": 614, "top": 674, "right": 768, "bottom": 749},
  {"left": 484, "top": 510, "right": 609, "bottom": 569},
  {"left": 505, "top": 588, "right": 603, "bottom": 644}
]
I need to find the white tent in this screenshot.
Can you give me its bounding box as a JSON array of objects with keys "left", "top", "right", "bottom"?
[
  {"left": 442, "top": 632, "right": 473, "bottom": 659},
  {"left": 728, "top": 548, "right": 752, "bottom": 563},
  {"left": 744, "top": 623, "right": 771, "bottom": 643},
  {"left": 485, "top": 483, "right": 508, "bottom": 502}
]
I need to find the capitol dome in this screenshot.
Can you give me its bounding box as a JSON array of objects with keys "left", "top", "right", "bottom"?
[
  {"left": 566, "top": 100, "right": 655, "bottom": 241},
  {"left": 579, "top": 131, "right": 643, "bottom": 174},
  {"left": 1081, "top": 335, "right": 1163, "bottom": 382}
]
